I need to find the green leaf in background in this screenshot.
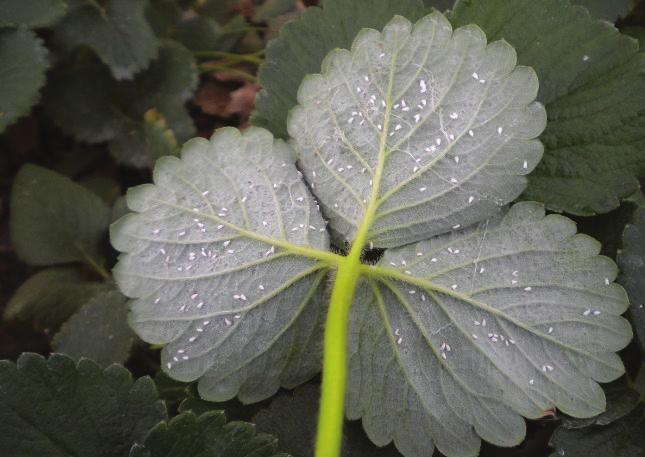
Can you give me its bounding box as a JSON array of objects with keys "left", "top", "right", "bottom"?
[
  {"left": 252, "top": 0, "right": 427, "bottom": 138},
  {"left": 10, "top": 164, "right": 111, "bottom": 267},
  {"left": 252, "top": 0, "right": 297, "bottom": 22},
  {"left": 549, "top": 405, "right": 645, "bottom": 457},
  {"left": 109, "top": 109, "right": 180, "bottom": 169},
  {"left": 54, "top": 0, "right": 160, "bottom": 80},
  {"left": 254, "top": 384, "right": 403, "bottom": 457},
  {"left": 449, "top": 0, "right": 645, "bottom": 215},
  {"left": 571, "top": 0, "right": 632, "bottom": 21},
  {"left": 111, "top": 127, "right": 331, "bottom": 402},
  {"left": 288, "top": 13, "right": 546, "bottom": 248},
  {"left": 4, "top": 267, "right": 106, "bottom": 329},
  {"left": 43, "top": 64, "right": 124, "bottom": 143},
  {"left": 146, "top": 0, "right": 182, "bottom": 39},
  {"left": 348, "top": 202, "right": 631, "bottom": 457},
  {"left": 122, "top": 39, "right": 198, "bottom": 141},
  {"left": 0, "top": 28, "right": 49, "bottom": 133},
  {"left": 560, "top": 378, "right": 641, "bottom": 428},
  {"left": 44, "top": 40, "right": 197, "bottom": 167},
  {"left": 0, "top": 0, "right": 67, "bottom": 28},
  {"left": 52, "top": 289, "right": 135, "bottom": 366},
  {"left": 0, "top": 353, "right": 167, "bottom": 457},
  {"left": 129, "top": 411, "right": 288, "bottom": 457},
  {"left": 617, "top": 205, "right": 645, "bottom": 357}
]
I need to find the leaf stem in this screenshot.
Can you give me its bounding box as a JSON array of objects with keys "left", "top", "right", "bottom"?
[
  {"left": 81, "top": 252, "right": 111, "bottom": 282},
  {"left": 193, "top": 50, "right": 265, "bottom": 65},
  {"left": 314, "top": 38, "right": 400, "bottom": 457}
]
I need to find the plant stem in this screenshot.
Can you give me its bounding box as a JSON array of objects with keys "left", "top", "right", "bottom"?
[
  {"left": 198, "top": 63, "right": 258, "bottom": 82},
  {"left": 314, "top": 251, "right": 361, "bottom": 457},
  {"left": 314, "top": 38, "right": 398, "bottom": 457},
  {"left": 193, "top": 50, "right": 265, "bottom": 65},
  {"left": 82, "top": 252, "right": 111, "bottom": 281}
]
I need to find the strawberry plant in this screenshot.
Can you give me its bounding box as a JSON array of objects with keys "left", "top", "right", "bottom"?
[{"left": 1, "top": 1, "right": 645, "bottom": 457}]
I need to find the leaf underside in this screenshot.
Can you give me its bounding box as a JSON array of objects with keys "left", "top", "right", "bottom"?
[
  {"left": 111, "top": 11, "right": 634, "bottom": 457},
  {"left": 348, "top": 202, "right": 630, "bottom": 457},
  {"left": 112, "top": 127, "right": 330, "bottom": 403},
  {"left": 289, "top": 13, "right": 546, "bottom": 248}
]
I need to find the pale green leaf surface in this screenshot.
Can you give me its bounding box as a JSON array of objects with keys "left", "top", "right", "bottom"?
[
  {"left": 54, "top": 0, "right": 160, "bottom": 80},
  {"left": 347, "top": 202, "right": 631, "bottom": 457},
  {"left": 252, "top": 0, "right": 427, "bottom": 138},
  {"left": 111, "top": 127, "right": 330, "bottom": 403},
  {"left": 289, "top": 14, "right": 546, "bottom": 248},
  {"left": 52, "top": 289, "right": 136, "bottom": 367},
  {"left": 0, "top": 28, "right": 49, "bottom": 133},
  {"left": 0, "top": 0, "right": 67, "bottom": 28},
  {"left": 11, "top": 164, "right": 111, "bottom": 266},
  {"left": 128, "top": 411, "right": 288, "bottom": 457},
  {"left": 617, "top": 205, "right": 645, "bottom": 356},
  {"left": 0, "top": 353, "right": 167, "bottom": 457},
  {"left": 4, "top": 267, "right": 106, "bottom": 330},
  {"left": 449, "top": 0, "right": 645, "bottom": 215}
]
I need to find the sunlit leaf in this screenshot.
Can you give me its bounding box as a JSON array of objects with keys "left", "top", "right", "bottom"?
[
  {"left": 289, "top": 13, "right": 546, "bottom": 248},
  {"left": 111, "top": 127, "right": 331, "bottom": 402}
]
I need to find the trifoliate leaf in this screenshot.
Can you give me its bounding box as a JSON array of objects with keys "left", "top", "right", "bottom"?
[
  {"left": 289, "top": 13, "right": 546, "bottom": 248},
  {"left": 254, "top": 384, "right": 404, "bottom": 457},
  {"left": 43, "top": 64, "right": 124, "bottom": 143},
  {"left": 347, "top": 202, "right": 631, "bottom": 457},
  {"left": 52, "top": 289, "right": 136, "bottom": 366},
  {"left": 111, "top": 127, "right": 331, "bottom": 402},
  {"left": 128, "top": 411, "right": 288, "bottom": 457},
  {"left": 0, "top": 353, "right": 167, "bottom": 457},
  {"left": 617, "top": 205, "right": 645, "bottom": 356},
  {"left": 252, "top": 0, "right": 427, "bottom": 138},
  {"left": 4, "top": 267, "right": 106, "bottom": 329},
  {"left": 109, "top": 109, "right": 180, "bottom": 169},
  {"left": 0, "top": 0, "right": 67, "bottom": 28},
  {"left": 571, "top": 0, "right": 631, "bottom": 21},
  {"left": 11, "top": 164, "right": 111, "bottom": 266},
  {"left": 549, "top": 405, "right": 645, "bottom": 457},
  {"left": 449, "top": 0, "right": 645, "bottom": 215},
  {"left": 54, "top": 0, "right": 160, "bottom": 80},
  {"left": 0, "top": 28, "right": 48, "bottom": 133}
]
